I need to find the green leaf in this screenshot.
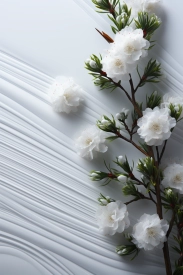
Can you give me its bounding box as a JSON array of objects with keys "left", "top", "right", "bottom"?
[
  {"left": 137, "top": 59, "right": 162, "bottom": 88},
  {"left": 146, "top": 91, "right": 162, "bottom": 109},
  {"left": 106, "top": 136, "right": 119, "bottom": 142},
  {"left": 135, "top": 12, "right": 161, "bottom": 41},
  {"left": 122, "top": 181, "right": 141, "bottom": 198}
]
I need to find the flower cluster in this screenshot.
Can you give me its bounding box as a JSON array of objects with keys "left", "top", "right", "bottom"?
[
  {"left": 132, "top": 214, "right": 169, "bottom": 250},
  {"left": 102, "top": 27, "right": 150, "bottom": 82},
  {"left": 75, "top": 125, "right": 108, "bottom": 160},
  {"left": 96, "top": 201, "right": 130, "bottom": 235},
  {"left": 49, "top": 77, "right": 83, "bottom": 113}
]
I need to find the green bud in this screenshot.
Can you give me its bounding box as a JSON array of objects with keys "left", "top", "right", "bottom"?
[
  {"left": 116, "top": 244, "right": 139, "bottom": 260},
  {"left": 98, "top": 193, "right": 115, "bottom": 205}
]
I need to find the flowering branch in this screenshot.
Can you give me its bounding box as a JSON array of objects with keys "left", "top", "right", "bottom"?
[{"left": 81, "top": 1, "right": 183, "bottom": 275}]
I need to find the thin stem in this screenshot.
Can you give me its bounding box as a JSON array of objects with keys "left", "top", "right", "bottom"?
[
  {"left": 116, "top": 131, "right": 148, "bottom": 156},
  {"left": 106, "top": 76, "right": 142, "bottom": 117},
  {"left": 125, "top": 198, "right": 139, "bottom": 205},
  {"left": 134, "top": 77, "right": 144, "bottom": 93},
  {"left": 159, "top": 140, "right": 168, "bottom": 164},
  {"left": 156, "top": 146, "right": 160, "bottom": 163},
  {"left": 167, "top": 210, "right": 175, "bottom": 238},
  {"left": 108, "top": 1, "right": 116, "bottom": 19},
  {"left": 125, "top": 195, "right": 154, "bottom": 205},
  {"left": 148, "top": 191, "right": 157, "bottom": 205}
]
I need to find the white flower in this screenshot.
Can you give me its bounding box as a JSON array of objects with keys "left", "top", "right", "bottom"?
[
  {"left": 101, "top": 27, "right": 150, "bottom": 81},
  {"left": 102, "top": 54, "right": 132, "bottom": 82},
  {"left": 161, "top": 93, "right": 183, "bottom": 118},
  {"left": 114, "top": 27, "right": 150, "bottom": 63},
  {"left": 137, "top": 107, "right": 176, "bottom": 146},
  {"left": 96, "top": 201, "right": 130, "bottom": 235},
  {"left": 49, "top": 77, "right": 83, "bottom": 113},
  {"left": 132, "top": 214, "right": 169, "bottom": 251},
  {"left": 161, "top": 163, "right": 183, "bottom": 193},
  {"left": 116, "top": 108, "right": 130, "bottom": 120},
  {"left": 124, "top": 0, "right": 161, "bottom": 19},
  {"left": 75, "top": 125, "right": 108, "bottom": 160},
  {"left": 143, "top": 0, "right": 161, "bottom": 13}
]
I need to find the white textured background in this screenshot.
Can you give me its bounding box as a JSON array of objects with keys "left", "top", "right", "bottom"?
[{"left": 1, "top": 0, "right": 183, "bottom": 274}]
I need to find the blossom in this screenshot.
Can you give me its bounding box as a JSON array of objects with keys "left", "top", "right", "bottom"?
[
  {"left": 101, "top": 27, "right": 150, "bottom": 81},
  {"left": 132, "top": 214, "right": 169, "bottom": 250},
  {"left": 96, "top": 201, "right": 130, "bottom": 235},
  {"left": 49, "top": 77, "right": 83, "bottom": 113},
  {"left": 161, "top": 93, "right": 183, "bottom": 118},
  {"left": 124, "top": 0, "right": 161, "bottom": 19},
  {"left": 75, "top": 125, "right": 108, "bottom": 160},
  {"left": 102, "top": 54, "right": 132, "bottom": 82},
  {"left": 161, "top": 163, "right": 183, "bottom": 193},
  {"left": 114, "top": 27, "right": 150, "bottom": 63},
  {"left": 137, "top": 107, "right": 176, "bottom": 146}
]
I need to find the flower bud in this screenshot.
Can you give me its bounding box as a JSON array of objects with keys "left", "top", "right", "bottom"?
[
  {"left": 91, "top": 172, "right": 99, "bottom": 177},
  {"left": 116, "top": 113, "right": 122, "bottom": 120},
  {"left": 121, "top": 108, "right": 129, "bottom": 116},
  {"left": 89, "top": 60, "right": 97, "bottom": 68},
  {"left": 101, "top": 119, "right": 110, "bottom": 125},
  {"left": 117, "top": 175, "right": 127, "bottom": 183},
  {"left": 118, "top": 156, "right": 124, "bottom": 164},
  {"left": 174, "top": 106, "right": 179, "bottom": 112},
  {"left": 116, "top": 15, "right": 122, "bottom": 23}
]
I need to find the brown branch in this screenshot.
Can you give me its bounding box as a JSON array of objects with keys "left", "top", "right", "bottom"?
[
  {"left": 125, "top": 194, "right": 155, "bottom": 206},
  {"left": 167, "top": 211, "right": 176, "bottom": 238},
  {"left": 159, "top": 140, "right": 168, "bottom": 164},
  {"left": 156, "top": 146, "right": 160, "bottom": 163},
  {"left": 148, "top": 191, "right": 157, "bottom": 205},
  {"left": 116, "top": 131, "right": 148, "bottom": 156},
  {"left": 163, "top": 242, "right": 173, "bottom": 275},
  {"left": 134, "top": 75, "right": 146, "bottom": 93}
]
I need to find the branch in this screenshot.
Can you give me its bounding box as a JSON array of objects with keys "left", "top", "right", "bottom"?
[
  {"left": 148, "top": 191, "right": 157, "bottom": 205},
  {"left": 125, "top": 194, "right": 156, "bottom": 205},
  {"left": 167, "top": 210, "right": 176, "bottom": 238},
  {"left": 105, "top": 75, "right": 143, "bottom": 117},
  {"left": 156, "top": 146, "right": 160, "bottom": 163},
  {"left": 115, "top": 131, "right": 148, "bottom": 156},
  {"left": 159, "top": 140, "right": 168, "bottom": 164}
]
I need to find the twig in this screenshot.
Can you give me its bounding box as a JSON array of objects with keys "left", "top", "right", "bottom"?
[
  {"left": 115, "top": 131, "right": 148, "bottom": 156},
  {"left": 167, "top": 211, "right": 176, "bottom": 238},
  {"left": 105, "top": 76, "right": 143, "bottom": 117},
  {"left": 159, "top": 140, "right": 168, "bottom": 164},
  {"left": 148, "top": 191, "right": 157, "bottom": 205},
  {"left": 125, "top": 194, "right": 156, "bottom": 205},
  {"left": 156, "top": 146, "right": 160, "bottom": 163}
]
